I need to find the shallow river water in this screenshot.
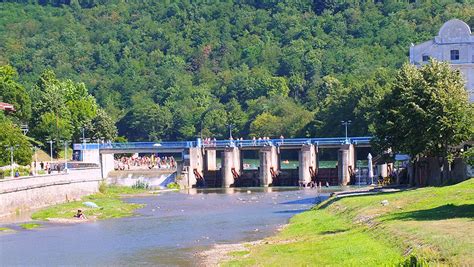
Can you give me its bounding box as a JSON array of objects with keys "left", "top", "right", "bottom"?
[{"left": 0, "top": 187, "right": 340, "bottom": 266}]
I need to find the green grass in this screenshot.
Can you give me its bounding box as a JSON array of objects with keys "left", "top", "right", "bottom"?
[
  {"left": 19, "top": 223, "right": 41, "bottom": 230},
  {"left": 229, "top": 251, "right": 250, "bottom": 257},
  {"left": 0, "top": 227, "right": 13, "bottom": 231},
  {"left": 31, "top": 186, "right": 149, "bottom": 221},
  {"left": 225, "top": 178, "right": 474, "bottom": 266}
]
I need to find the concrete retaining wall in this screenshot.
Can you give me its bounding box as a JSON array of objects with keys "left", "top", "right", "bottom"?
[
  {"left": 106, "top": 170, "right": 176, "bottom": 189},
  {"left": 0, "top": 169, "right": 101, "bottom": 217}
]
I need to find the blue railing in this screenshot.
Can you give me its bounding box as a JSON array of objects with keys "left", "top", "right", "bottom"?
[
  {"left": 202, "top": 137, "right": 371, "bottom": 148},
  {"left": 73, "top": 137, "right": 372, "bottom": 151},
  {"left": 73, "top": 141, "right": 196, "bottom": 150}
]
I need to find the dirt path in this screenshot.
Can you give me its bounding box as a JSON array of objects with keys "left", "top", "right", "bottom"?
[{"left": 198, "top": 241, "right": 262, "bottom": 266}]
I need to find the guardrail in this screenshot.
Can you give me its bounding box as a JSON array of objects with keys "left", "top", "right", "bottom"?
[
  {"left": 74, "top": 137, "right": 372, "bottom": 151},
  {"left": 202, "top": 137, "right": 371, "bottom": 148},
  {"left": 74, "top": 141, "right": 196, "bottom": 150}
]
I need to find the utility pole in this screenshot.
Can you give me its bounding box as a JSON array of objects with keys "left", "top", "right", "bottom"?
[
  {"left": 9, "top": 146, "right": 14, "bottom": 179},
  {"left": 200, "top": 121, "right": 203, "bottom": 141},
  {"left": 64, "top": 140, "right": 68, "bottom": 172},
  {"left": 341, "top": 120, "right": 352, "bottom": 144},
  {"left": 47, "top": 139, "right": 54, "bottom": 163},
  {"left": 228, "top": 124, "right": 233, "bottom": 139},
  {"left": 33, "top": 146, "right": 38, "bottom": 175},
  {"left": 81, "top": 127, "right": 86, "bottom": 147},
  {"left": 80, "top": 127, "right": 90, "bottom": 161},
  {"left": 4, "top": 145, "right": 18, "bottom": 179}
]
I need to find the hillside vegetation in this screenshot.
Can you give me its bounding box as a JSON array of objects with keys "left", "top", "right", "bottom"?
[
  {"left": 1, "top": 1, "right": 473, "bottom": 141},
  {"left": 225, "top": 178, "right": 474, "bottom": 265}
]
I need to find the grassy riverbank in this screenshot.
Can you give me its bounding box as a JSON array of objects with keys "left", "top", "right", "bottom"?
[
  {"left": 224, "top": 178, "right": 474, "bottom": 266},
  {"left": 31, "top": 186, "right": 149, "bottom": 221}
]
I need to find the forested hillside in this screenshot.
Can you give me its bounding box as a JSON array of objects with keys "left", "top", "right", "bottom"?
[{"left": 1, "top": 0, "right": 473, "bottom": 141}]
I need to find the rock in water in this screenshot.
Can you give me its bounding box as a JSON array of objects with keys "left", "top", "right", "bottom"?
[{"left": 83, "top": 201, "right": 99, "bottom": 208}]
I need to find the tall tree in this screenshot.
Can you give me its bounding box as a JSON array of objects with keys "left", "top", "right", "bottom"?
[
  {"left": 373, "top": 60, "right": 474, "bottom": 183},
  {"left": 0, "top": 65, "right": 32, "bottom": 124},
  {"left": 0, "top": 117, "right": 33, "bottom": 166}
]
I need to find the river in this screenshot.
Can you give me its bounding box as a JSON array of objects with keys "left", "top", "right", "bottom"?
[{"left": 0, "top": 187, "right": 339, "bottom": 266}]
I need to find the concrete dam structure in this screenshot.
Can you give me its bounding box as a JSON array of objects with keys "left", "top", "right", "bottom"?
[{"left": 75, "top": 137, "right": 372, "bottom": 189}]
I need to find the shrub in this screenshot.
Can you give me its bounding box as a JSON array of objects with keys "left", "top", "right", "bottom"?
[
  {"left": 167, "top": 182, "right": 180, "bottom": 190},
  {"left": 132, "top": 180, "right": 149, "bottom": 189},
  {"left": 0, "top": 166, "right": 31, "bottom": 178},
  {"left": 99, "top": 181, "right": 107, "bottom": 193}
]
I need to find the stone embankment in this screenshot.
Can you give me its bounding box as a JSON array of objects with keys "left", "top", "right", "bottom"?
[{"left": 0, "top": 169, "right": 102, "bottom": 217}]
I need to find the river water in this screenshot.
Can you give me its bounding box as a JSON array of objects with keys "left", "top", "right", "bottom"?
[{"left": 0, "top": 187, "right": 339, "bottom": 266}]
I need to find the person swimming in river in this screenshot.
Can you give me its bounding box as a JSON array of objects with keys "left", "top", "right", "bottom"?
[{"left": 74, "top": 209, "right": 87, "bottom": 219}]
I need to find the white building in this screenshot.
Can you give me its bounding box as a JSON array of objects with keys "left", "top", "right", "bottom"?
[{"left": 409, "top": 19, "right": 474, "bottom": 102}]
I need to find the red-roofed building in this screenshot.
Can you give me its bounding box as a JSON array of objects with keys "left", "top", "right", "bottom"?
[{"left": 0, "top": 102, "right": 15, "bottom": 112}]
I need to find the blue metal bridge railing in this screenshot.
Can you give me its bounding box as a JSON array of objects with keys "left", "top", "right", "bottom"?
[{"left": 73, "top": 137, "right": 372, "bottom": 151}]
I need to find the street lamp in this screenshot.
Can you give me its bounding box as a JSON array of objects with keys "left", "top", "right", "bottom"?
[
  {"left": 4, "top": 145, "right": 18, "bottom": 179},
  {"left": 62, "top": 140, "right": 69, "bottom": 172},
  {"left": 33, "top": 146, "right": 38, "bottom": 175},
  {"left": 341, "top": 120, "right": 352, "bottom": 144},
  {"left": 80, "top": 128, "right": 91, "bottom": 162},
  {"left": 47, "top": 139, "right": 54, "bottom": 163},
  {"left": 228, "top": 124, "right": 233, "bottom": 140}
]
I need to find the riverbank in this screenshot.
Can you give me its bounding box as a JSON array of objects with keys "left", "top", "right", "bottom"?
[
  {"left": 221, "top": 178, "right": 474, "bottom": 266},
  {"left": 31, "top": 185, "right": 150, "bottom": 222}
]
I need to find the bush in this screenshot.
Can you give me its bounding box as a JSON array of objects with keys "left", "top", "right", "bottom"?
[
  {"left": 0, "top": 166, "right": 31, "bottom": 178},
  {"left": 132, "top": 180, "right": 149, "bottom": 189},
  {"left": 99, "top": 181, "right": 107, "bottom": 193},
  {"left": 167, "top": 182, "right": 180, "bottom": 190}
]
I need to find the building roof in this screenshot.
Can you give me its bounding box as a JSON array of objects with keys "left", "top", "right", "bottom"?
[
  {"left": 435, "top": 19, "right": 473, "bottom": 44},
  {"left": 0, "top": 102, "right": 15, "bottom": 111}
]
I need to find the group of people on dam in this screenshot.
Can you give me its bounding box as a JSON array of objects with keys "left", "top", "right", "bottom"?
[{"left": 114, "top": 154, "right": 176, "bottom": 171}]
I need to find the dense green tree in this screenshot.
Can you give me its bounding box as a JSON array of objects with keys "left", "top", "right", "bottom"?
[
  {"left": 247, "top": 96, "right": 313, "bottom": 137},
  {"left": 463, "top": 147, "right": 474, "bottom": 166},
  {"left": 118, "top": 104, "right": 172, "bottom": 141},
  {"left": 373, "top": 60, "right": 474, "bottom": 182},
  {"left": 0, "top": 118, "right": 33, "bottom": 166},
  {"left": 88, "top": 108, "right": 117, "bottom": 142},
  {"left": 250, "top": 112, "right": 282, "bottom": 138},
  {"left": 225, "top": 98, "right": 248, "bottom": 136},
  {"left": 30, "top": 69, "right": 103, "bottom": 144},
  {"left": 0, "top": 1, "right": 472, "bottom": 140},
  {"left": 0, "top": 65, "right": 32, "bottom": 123},
  {"left": 201, "top": 105, "right": 228, "bottom": 139},
  {"left": 33, "top": 111, "right": 73, "bottom": 143},
  {"left": 64, "top": 80, "right": 98, "bottom": 141}
]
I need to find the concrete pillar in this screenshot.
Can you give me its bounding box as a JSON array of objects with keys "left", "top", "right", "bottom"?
[
  {"left": 100, "top": 153, "right": 114, "bottom": 179},
  {"left": 187, "top": 147, "right": 203, "bottom": 188},
  {"left": 83, "top": 148, "right": 100, "bottom": 164},
  {"left": 298, "top": 144, "right": 316, "bottom": 186},
  {"left": 259, "top": 146, "right": 279, "bottom": 187},
  {"left": 259, "top": 149, "right": 272, "bottom": 187},
  {"left": 233, "top": 148, "right": 241, "bottom": 175},
  {"left": 204, "top": 149, "right": 217, "bottom": 171},
  {"left": 221, "top": 147, "right": 240, "bottom": 188},
  {"left": 338, "top": 144, "right": 355, "bottom": 185}
]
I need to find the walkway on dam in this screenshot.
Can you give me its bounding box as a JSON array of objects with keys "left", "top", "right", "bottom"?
[{"left": 74, "top": 136, "right": 372, "bottom": 153}]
